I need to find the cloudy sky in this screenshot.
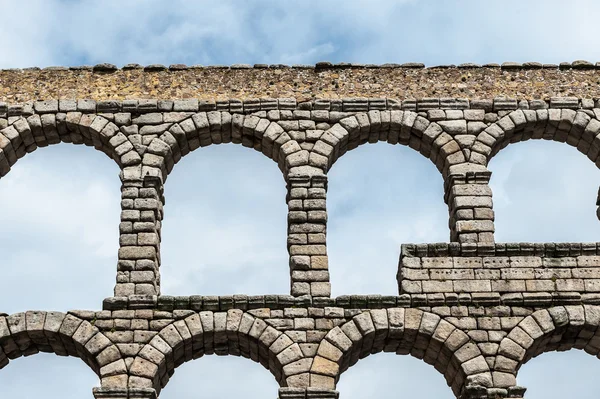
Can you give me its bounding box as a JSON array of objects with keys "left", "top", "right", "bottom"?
[{"left": 1, "top": 0, "right": 600, "bottom": 398}]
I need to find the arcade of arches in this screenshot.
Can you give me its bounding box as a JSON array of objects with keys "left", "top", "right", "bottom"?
[{"left": 2, "top": 66, "right": 600, "bottom": 398}]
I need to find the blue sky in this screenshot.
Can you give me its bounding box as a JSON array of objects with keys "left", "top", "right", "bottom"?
[
  {"left": 1, "top": 1, "right": 600, "bottom": 398},
  {"left": 4, "top": 0, "right": 600, "bottom": 68}
]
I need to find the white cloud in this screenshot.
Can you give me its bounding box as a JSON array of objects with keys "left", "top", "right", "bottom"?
[
  {"left": 0, "top": 353, "right": 98, "bottom": 399},
  {"left": 327, "top": 143, "right": 448, "bottom": 295},
  {"left": 160, "top": 144, "right": 289, "bottom": 295},
  {"left": 160, "top": 355, "right": 279, "bottom": 399},
  {"left": 518, "top": 350, "right": 600, "bottom": 399},
  {"left": 337, "top": 352, "right": 454, "bottom": 399},
  {"left": 3, "top": 0, "right": 600, "bottom": 69},
  {"left": 0, "top": 145, "right": 120, "bottom": 313},
  {"left": 0, "top": 158, "right": 119, "bottom": 257},
  {"left": 490, "top": 140, "right": 600, "bottom": 243}
]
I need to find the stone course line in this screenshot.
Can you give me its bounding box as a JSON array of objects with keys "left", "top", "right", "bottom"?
[{"left": 2, "top": 79, "right": 600, "bottom": 398}]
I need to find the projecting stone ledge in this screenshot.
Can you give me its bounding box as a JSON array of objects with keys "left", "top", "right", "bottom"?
[
  {"left": 101, "top": 292, "right": 600, "bottom": 313},
  {"left": 93, "top": 387, "right": 157, "bottom": 399}
]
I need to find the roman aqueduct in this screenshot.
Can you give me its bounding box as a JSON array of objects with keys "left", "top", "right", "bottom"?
[{"left": 1, "top": 62, "right": 600, "bottom": 398}]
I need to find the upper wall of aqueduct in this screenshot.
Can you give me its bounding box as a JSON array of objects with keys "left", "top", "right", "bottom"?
[{"left": 2, "top": 61, "right": 600, "bottom": 399}]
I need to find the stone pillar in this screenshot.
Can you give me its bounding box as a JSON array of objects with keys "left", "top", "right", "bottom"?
[
  {"left": 279, "top": 388, "right": 339, "bottom": 399},
  {"left": 93, "top": 387, "right": 157, "bottom": 399},
  {"left": 115, "top": 167, "right": 164, "bottom": 298},
  {"left": 445, "top": 163, "right": 495, "bottom": 243},
  {"left": 287, "top": 167, "right": 330, "bottom": 298}
]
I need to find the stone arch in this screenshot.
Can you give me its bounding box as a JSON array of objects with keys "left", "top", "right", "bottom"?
[
  {"left": 140, "top": 112, "right": 301, "bottom": 182},
  {"left": 469, "top": 108, "right": 600, "bottom": 167},
  {"left": 465, "top": 108, "right": 600, "bottom": 244},
  {"left": 0, "top": 114, "right": 140, "bottom": 300},
  {"left": 312, "top": 110, "right": 465, "bottom": 177},
  {"left": 128, "top": 310, "right": 309, "bottom": 395},
  {"left": 496, "top": 305, "right": 600, "bottom": 388},
  {"left": 131, "top": 112, "right": 303, "bottom": 298},
  {"left": 313, "top": 309, "right": 491, "bottom": 397},
  {"left": 0, "top": 114, "right": 140, "bottom": 178},
  {"left": 0, "top": 312, "right": 121, "bottom": 383}
]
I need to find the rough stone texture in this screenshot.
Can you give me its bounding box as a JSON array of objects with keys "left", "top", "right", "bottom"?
[
  {"left": 4, "top": 65, "right": 600, "bottom": 399},
  {"left": 1, "top": 63, "right": 600, "bottom": 102}
]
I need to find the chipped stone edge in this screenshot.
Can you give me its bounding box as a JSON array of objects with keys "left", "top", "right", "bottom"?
[{"left": 5, "top": 60, "right": 600, "bottom": 73}]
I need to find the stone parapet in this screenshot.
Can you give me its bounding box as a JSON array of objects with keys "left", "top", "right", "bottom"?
[{"left": 1, "top": 62, "right": 600, "bottom": 102}]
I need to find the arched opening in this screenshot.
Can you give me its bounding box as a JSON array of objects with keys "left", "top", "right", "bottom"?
[
  {"left": 327, "top": 143, "right": 448, "bottom": 296},
  {"left": 496, "top": 306, "right": 600, "bottom": 396},
  {"left": 160, "top": 144, "right": 288, "bottom": 295},
  {"left": 0, "top": 312, "right": 116, "bottom": 398},
  {"left": 517, "top": 350, "right": 600, "bottom": 399},
  {"left": 0, "top": 353, "right": 99, "bottom": 398},
  {"left": 132, "top": 311, "right": 299, "bottom": 393},
  {"left": 0, "top": 145, "right": 120, "bottom": 313},
  {"left": 315, "top": 309, "right": 488, "bottom": 397},
  {"left": 159, "top": 355, "right": 279, "bottom": 399},
  {"left": 489, "top": 140, "right": 600, "bottom": 242},
  {"left": 336, "top": 352, "right": 454, "bottom": 399}
]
